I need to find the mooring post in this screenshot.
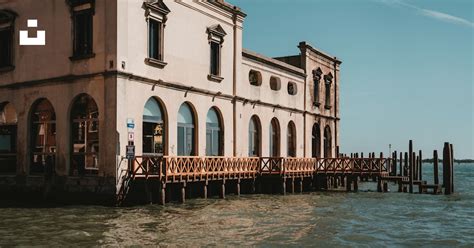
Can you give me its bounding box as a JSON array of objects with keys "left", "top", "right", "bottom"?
[
  {"left": 181, "top": 182, "right": 186, "bottom": 203},
  {"left": 415, "top": 155, "right": 419, "bottom": 181},
  {"left": 282, "top": 178, "right": 287, "bottom": 195},
  {"left": 444, "top": 143, "right": 453, "bottom": 195},
  {"left": 291, "top": 177, "right": 295, "bottom": 194},
  {"left": 221, "top": 180, "right": 226, "bottom": 199},
  {"left": 404, "top": 152, "right": 408, "bottom": 177},
  {"left": 450, "top": 144, "right": 454, "bottom": 193},
  {"left": 399, "top": 152, "right": 403, "bottom": 176},
  {"left": 418, "top": 150, "right": 423, "bottom": 181},
  {"left": 409, "top": 140, "right": 414, "bottom": 193},
  {"left": 145, "top": 179, "right": 152, "bottom": 204},
  {"left": 341, "top": 175, "right": 345, "bottom": 187},
  {"left": 346, "top": 175, "right": 352, "bottom": 192},
  {"left": 160, "top": 182, "right": 166, "bottom": 205},
  {"left": 433, "top": 150, "right": 439, "bottom": 185},
  {"left": 392, "top": 151, "right": 397, "bottom": 176},
  {"left": 203, "top": 181, "right": 208, "bottom": 199}
]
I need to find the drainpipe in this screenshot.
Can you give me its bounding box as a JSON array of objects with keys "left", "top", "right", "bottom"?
[
  {"left": 232, "top": 11, "right": 237, "bottom": 157},
  {"left": 302, "top": 50, "right": 307, "bottom": 158}
]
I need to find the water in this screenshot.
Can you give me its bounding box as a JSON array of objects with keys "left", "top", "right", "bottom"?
[{"left": 1, "top": 164, "right": 473, "bottom": 247}]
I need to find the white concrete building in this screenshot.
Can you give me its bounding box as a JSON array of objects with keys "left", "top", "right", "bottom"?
[{"left": 0, "top": 0, "right": 340, "bottom": 199}]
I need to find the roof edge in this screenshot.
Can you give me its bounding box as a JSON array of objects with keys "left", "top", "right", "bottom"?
[
  {"left": 298, "top": 41, "right": 342, "bottom": 65},
  {"left": 242, "top": 49, "right": 306, "bottom": 78},
  {"left": 207, "top": 0, "right": 247, "bottom": 18}
]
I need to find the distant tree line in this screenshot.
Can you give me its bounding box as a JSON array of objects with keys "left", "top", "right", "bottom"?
[{"left": 422, "top": 159, "right": 474, "bottom": 164}]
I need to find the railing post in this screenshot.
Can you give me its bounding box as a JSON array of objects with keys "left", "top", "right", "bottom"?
[{"left": 409, "top": 140, "right": 414, "bottom": 193}]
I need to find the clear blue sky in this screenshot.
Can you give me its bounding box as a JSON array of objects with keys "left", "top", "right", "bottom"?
[{"left": 229, "top": 0, "right": 473, "bottom": 158}]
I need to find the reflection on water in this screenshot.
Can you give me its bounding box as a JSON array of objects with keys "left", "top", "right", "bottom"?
[{"left": 1, "top": 164, "right": 473, "bottom": 246}]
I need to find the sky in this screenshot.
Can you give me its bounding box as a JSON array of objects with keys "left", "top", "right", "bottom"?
[{"left": 229, "top": 0, "right": 474, "bottom": 158}]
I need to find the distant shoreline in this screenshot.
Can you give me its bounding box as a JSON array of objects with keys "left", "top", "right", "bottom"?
[{"left": 422, "top": 159, "right": 474, "bottom": 164}]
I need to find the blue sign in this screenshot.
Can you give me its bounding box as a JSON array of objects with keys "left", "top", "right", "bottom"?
[{"left": 127, "top": 123, "right": 135, "bottom": 129}]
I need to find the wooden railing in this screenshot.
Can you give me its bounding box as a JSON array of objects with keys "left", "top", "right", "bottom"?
[{"left": 131, "top": 156, "right": 394, "bottom": 181}]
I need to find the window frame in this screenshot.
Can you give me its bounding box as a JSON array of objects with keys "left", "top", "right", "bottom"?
[
  {"left": 144, "top": 0, "right": 169, "bottom": 68},
  {"left": 324, "top": 74, "right": 333, "bottom": 110},
  {"left": 207, "top": 24, "right": 226, "bottom": 82},
  {"left": 0, "top": 10, "right": 16, "bottom": 72},
  {"left": 67, "top": 1, "right": 95, "bottom": 61},
  {"left": 312, "top": 68, "right": 322, "bottom": 107}
]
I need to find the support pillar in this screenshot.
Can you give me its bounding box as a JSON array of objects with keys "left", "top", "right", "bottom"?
[
  {"left": 236, "top": 179, "right": 241, "bottom": 196},
  {"left": 160, "top": 182, "right": 166, "bottom": 205},
  {"left": 181, "top": 182, "right": 186, "bottom": 203},
  {"left": 203, "top": 181, "right": 208, "bottom": 199},
  {"left": 221, "top": 180, "right": 226, "bottom": 199}
]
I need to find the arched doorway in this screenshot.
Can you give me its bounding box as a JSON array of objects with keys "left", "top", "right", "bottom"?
[
  {"left": 312, "top": 123, "right": 321, "bottom": 158},
  {"left": 269, "top": 118, "right": 280, "bottom": 157},
  {"left": 324, "top": 125, "right": 332, "bottom": 158},
  {"left": 287, "top": 121, "right": 296, "bottom": 157},
  {"left": 70, "top": 94, "right": 99, "bottom": 176},
  {"left": 143, "top": 97, "right": 166, "bottom": 156},
  {"left": 30, "top": 99, "right": 56, "bottom": 175},
  {"left": 248, "top": 115, "right": 261, "bottom": 157},
  {"left": 206, "top": 107, "right": 223, "bottom": 156},
  {"left": 177, "top": 103, "right": 196, "bottom": 156},
  {"left": 0, "top": 102, "right": 17, "bottom": 174}
]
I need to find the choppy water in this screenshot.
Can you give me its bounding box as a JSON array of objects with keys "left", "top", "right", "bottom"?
[{"left": 1, "top": 164, "right": 473, "bottom": 247}]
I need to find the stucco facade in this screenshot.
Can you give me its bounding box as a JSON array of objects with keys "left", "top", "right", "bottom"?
[{"left": 0, "top": 0, "right": 340, "bottom": 200}]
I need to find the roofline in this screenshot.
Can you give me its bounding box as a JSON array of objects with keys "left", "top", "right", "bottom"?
[
  {"left": 207, "top": 0, "right": 247, "bottom": 18},
  {"left": 298, "top": 41, "right": 342, "bottom": 65},
  {"left": 242, "top": 49, "right": 306, "bottom": 78}
]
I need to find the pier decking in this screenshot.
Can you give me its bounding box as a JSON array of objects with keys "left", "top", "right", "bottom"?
[{"left": 117, "top": 141, "right": 454, "bottom": 205}]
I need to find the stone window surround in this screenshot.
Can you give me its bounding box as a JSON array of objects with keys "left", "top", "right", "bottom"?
[
  {"left": 207, "top": 24, "right": 226, "bottom": 83},
  {"left": 312, "top": 68, "right": 323, "bottom": 107},
  {"left": 324, "top": 73, "right": 333, "bottom": 110},
  {"left": 144, "top": 0, "right": 170, "bottom": 69}
]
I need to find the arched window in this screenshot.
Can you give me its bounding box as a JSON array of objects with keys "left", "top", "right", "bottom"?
[
  {"left": 248, "top": 115, "right": 261, "bottom": 157},
  {"left": 30, "top": 99, "right": 56, "bottom": 175},
  {"left": 206, "top": 107, "right": 223, "bottom": 156},
  {"left": 0, "top": 102, "right": 17, "bottom": 174},
  {"left": 270, "top": 76, "right": 281, "bottom": 91},
  {"left": 269, "top": 118, "right": 280, "bottom": 157},
  {"left": 312, "top": 68, "right": 322, "bottom": 106},
  {"left": 287, "top": 121, "right": 296, "bottom": 157},
  {"left": 70, "top": 94, "right": 99, "bottom": 176},
  {"left": 177, "top": 103, "right": 196, "bottom": 156},
  {"left": 143, "top": 97, "right": 165, "bottom": 155},
  {"left": 249, "top": 70, "right": 262, "bottom": 86},
  {"left": 324, "top": 125, "right": 332, "bottom": 158},
  {"left": 312, "top": 123, "right": 321, "bottom": 158}
]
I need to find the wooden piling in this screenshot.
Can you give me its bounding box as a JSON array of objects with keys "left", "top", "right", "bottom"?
[
  {"left": 450, "top": 144, "right": 454, "bottom": 193},
  {"left": 291, "top": 177, "right": 295, "bottom": 193},
  {"left": 392, "top": 151, "right": 397, "bottom": 176},
  {"left": 404, "top": 152, "right": 408, "bottom": 176},
  {"left": 181, "top": 182, "right": 186, "bottom": 203},
  {"left": 346, "top": 176, "right": 352, "bottom": 192},
  {"left": 433, "top": 150, "right": 439, "bottom": 185},
  {"left": 236, "top": 179, "right": 241, "bottom": 196},
  {"left": 160, "top": 183, "right": 166, "bottom": 205},
  {"left": 409, "top": 140, "right": 414, "bottom": 193},
  {"left": 299, "top": 177, "right": 303, "bottom": 193},
  {"left": 221, "top": 180, "right": 226, "bottom": 199},
  {"left": 418, "top": 150, "right": 423, "bottom": 181},
  {"left": 203, "top": 181, "right": 208, "bottom": 199},
  {"left": 353, "top": 175, "right": 359, "bottom": 192},
  {"left": 399, "top": 152, "right": 403, "bottom": 176},
  {"left": 282, "top": 178, "right": 286, "bottom": 195},
  {"left": 443, "top": 143, "right": 453, "bottom": 195}
]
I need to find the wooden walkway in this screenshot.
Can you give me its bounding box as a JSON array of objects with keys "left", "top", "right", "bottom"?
[{"left": 116, "top": 141, "right": 455, "bottom": 205}]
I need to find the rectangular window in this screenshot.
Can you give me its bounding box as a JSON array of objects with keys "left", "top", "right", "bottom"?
[
  {"left": 325, "top": 83, "right": 331, "bottom": 107},
  {"left": 73, "top": 11, "right": 93, "bottom": 57},
  {"left": 0, "top": 27, "right": 12, "bottom": 68},
  {"left": 148, "top": 19, "right": 162, "bottom": 60},
  {"left": 210, "top": 41, "right": 220, "bottom": 76},
  {"left": 313, "top": 78, "right": 320, "bottom": 103}
]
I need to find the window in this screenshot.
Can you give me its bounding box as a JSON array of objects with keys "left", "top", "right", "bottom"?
[
  {"left": 269, "top": 118, "right": 280, "bottom": 157},
  {"left": 143, "top": 98, "right": 166, "bottom": 156},
  {"left": 206, "top": 107, "right": 223, "bottom": 156},
  {"left": 210, "top": 41, "right": 220, "bottom": 76},
  {"left": 30, "top": 99, "right": 56, "bottom": 175},
  {"left": 207, "top": 24, "right": 226, "bottom": 82},
  {"left": 248, "top": 115, "right": 261, "bottom": 157},
  {"left": 177, "top": 103, "right": 196, "bottom": 156},
  {"left": 249, "top": 70, "right": 262, "bottom": 86},
  {"left": 270, "top": 76, "right": 281, "bottom": 91},
  {"left": 324, "top": 73, "right": 333, "bottom": 109},
  {"left": 324, "top": 125, "right": 332, "bottom": 158},
  {"left": 287, "top": 82, "right": 297, "bottom": 95},
  {"left": 287, "top": 121, "right": 296, "bottom": 157},
  {"left": 312, "top": 68, "right": 322, "bottom": 106},
  {"left": 144, "top": 0, "right": 169, "bottom": 68},
  {"left": 311, "top": 123, "right": 321, "bottom": 158},
  {"left": 67, "top": 0, "right": 95, "bottom": 59},
  {"left": 0, "top": 10, "right": 16, "bottom": 70},
  {"left": 70, "top": 94, "right": 99, "bottom": 176},
  {"left": 0, "top": 102, "right": 17, "bottom": 174}
]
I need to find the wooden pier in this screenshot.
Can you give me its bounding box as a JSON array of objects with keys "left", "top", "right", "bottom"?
[{"left": 117, "top": 141, "right": 455, "bottom": 205}]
